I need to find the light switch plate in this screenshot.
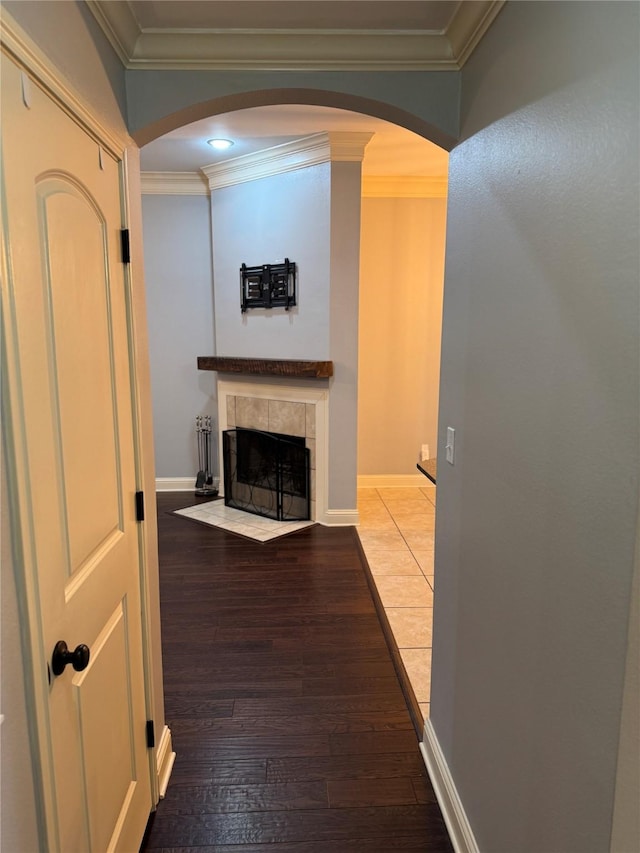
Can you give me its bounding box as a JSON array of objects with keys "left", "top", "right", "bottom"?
[{"left": 445, "top": 427, "right": 455, "bottom": 464}]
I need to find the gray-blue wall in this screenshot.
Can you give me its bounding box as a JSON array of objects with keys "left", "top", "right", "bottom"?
[
  {"left": 142, "top": 194, "right": 217, "bottom": 479},
  {"left": 211, "top": 164, "right": 331, "bottom": 359},
  {"left": 126, "top": 70, "right": 460, "bottom": 151},
  {"left": 433, "top": 2, "right": 640, "bottom": 850}
]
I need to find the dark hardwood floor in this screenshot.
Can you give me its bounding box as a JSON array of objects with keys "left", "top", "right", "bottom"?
[{"left": 141, "top": 492, "right": 452, "bottom": 852}]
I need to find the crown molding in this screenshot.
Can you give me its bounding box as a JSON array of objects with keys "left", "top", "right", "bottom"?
[
  {"left": 446, "top": 0, "right": 506, "bottom": 68},
  {"left": 141, "top": 170, "right": 447, "bottom": 199},
  {"left": 84, "top": 0, "right": 140, "bottom": 67},
  {"left": 201, "top": 132, "right": 373, "bottom": 191},
  {"left": 140, "top": 171, "right": 209, "bottom": 195},
  {"left": 85, "top": 1, "right": 505, "bottom": 71},
  {"left": 121, "top": 30, "right": 447, "bottom": 72},
  {"left": 362, "top": 176, "right": 448, "bottom": 198}
]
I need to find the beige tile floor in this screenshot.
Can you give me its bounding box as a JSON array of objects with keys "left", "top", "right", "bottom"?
[{"left": 357, "top": 485, "right": 436, "bottom": 723}]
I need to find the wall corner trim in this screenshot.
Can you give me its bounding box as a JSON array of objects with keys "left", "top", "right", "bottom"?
[
  {"left": 155, "top": 477, "right": 197, "bottom": 492},
  {"left": 155, "top": 725, "right": 176, "bottom": 800},
  {"left": 318, "top": 508, "right": 360, "bottom": 527},
  {"left": 357, "top": 474, "right": 427, "bottom": 489},
  {"left": 420, "top": 720, "right": 480, "bottom": 853}
]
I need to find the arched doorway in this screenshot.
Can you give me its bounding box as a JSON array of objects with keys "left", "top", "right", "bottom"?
[{"left": 137, "top": 90, "right": 446, "bottom": 732}]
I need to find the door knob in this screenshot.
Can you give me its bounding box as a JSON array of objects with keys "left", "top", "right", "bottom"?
[{"left": 51, "top": 640, "right": 90, "bottom": 676}]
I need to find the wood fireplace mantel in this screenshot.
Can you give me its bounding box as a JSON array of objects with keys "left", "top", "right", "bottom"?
[{"left": 197, "top": 356, "right": 333, "bottom": 379}]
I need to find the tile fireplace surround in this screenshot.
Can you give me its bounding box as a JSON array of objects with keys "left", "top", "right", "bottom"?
[{"left": 216, "top": 377, "right": 328, "bottom": 523}]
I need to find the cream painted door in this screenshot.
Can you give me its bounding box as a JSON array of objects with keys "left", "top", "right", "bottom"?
[{"left": 1, "top": 54, "right": 152, "bottom": 851}]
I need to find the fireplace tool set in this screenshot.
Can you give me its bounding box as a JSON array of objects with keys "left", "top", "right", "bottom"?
[{"left": 195, "top": 415, "right": 218, "bottom": 496}]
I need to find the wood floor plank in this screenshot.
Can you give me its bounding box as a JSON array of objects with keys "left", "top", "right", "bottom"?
[
  {"left": 152, "top": 840, "right": 444, "bottom": 852},
  {"left": 141, "top": 493, "right": 452, "bottom": 852},
  {"left": 158, "top": 781, "right": 328, "bottom": 815},
  {"left": 163, "top": 661, "right": 323, "bottom": 682},
  {"left": 266, "top": 752, "right": 428, "bottom": 783},
  {"left": 329, "top": 730, "right": 419, "bottom": 755},
  {"left": 162, "top": 639, "right": 275, "bottom": 656},
  {"left": 168, "top": 759, "right": 267, "bottom": 787},
  {"left": 301, "top": 675, "right": 404, "bottom": 696},
  {"left": 412, "top": 775, "right": 438, "bottom": 805},
  {"left": 143, "top": 804, "right": 448, "bottom": 847},
  {"left": 164, "top": 698, "right": 235, "bottom": 719},
  {"left": 327, "top": 777, "right": 418, "bottom": 808},
  {"left": 173, "top": 734, "right": 332, "bottom": 761},
  {"left": 233, "top": 694, "right": 409, "bottom": 717},
  {"left": 170, "top": 711, "right": 413, "bottom": 737}
]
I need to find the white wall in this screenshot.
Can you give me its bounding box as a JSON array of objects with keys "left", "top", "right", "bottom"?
[
  {"left": 211, "top": 164, "right": 331, "bottom": 359},
  {"left": 142, "top": 194, "right": 217, "bottom": 479},
  {"left": 358, "top": 196, "right": 446, "bottom": 475},
  {"left": 432, "top": 2, "right": 639, "bottom": 851}
]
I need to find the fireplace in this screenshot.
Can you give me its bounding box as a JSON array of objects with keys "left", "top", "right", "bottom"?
[
  {"left": 223, "top": 428, "right": 310, "bottom": 521},
  {"left": 216, "top": 378, "right": 328, "bottom": 522}
]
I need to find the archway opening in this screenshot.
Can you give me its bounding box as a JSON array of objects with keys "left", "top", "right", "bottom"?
[{"left": 138, "top": 92, "right": 449, "bottom": 728}]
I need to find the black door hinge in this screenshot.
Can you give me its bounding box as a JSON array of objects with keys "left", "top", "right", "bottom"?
[
  {"left": 135, "top": 491, "right": 145, "bottom": 522},
  {"left": 120, "top": 228, "right": 130, "bottom": 264},
  {"left": 146, "top": 720, "right": 155, "bottom": 749}
]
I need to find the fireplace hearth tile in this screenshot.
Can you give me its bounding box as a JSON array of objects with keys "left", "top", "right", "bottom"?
[{"left": 174, "top": 501, "right": 314, "bottom": 543}]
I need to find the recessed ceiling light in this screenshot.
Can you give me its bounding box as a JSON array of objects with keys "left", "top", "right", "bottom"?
[{"left": 207, "top": 138, "right": 234, "bottom": 151}]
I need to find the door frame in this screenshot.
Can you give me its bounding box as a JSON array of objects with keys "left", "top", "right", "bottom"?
[{"left": 0, "top": 13, "right": 169, "bottom": 849}]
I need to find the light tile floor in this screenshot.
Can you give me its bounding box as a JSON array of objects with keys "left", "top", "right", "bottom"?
[{"left": 357, "top": 485, "right": 435, "bottom": 722}]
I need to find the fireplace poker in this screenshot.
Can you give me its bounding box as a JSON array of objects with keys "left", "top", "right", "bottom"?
[{"left": 195, "top": 415, "right": 218, "bottom": 496}]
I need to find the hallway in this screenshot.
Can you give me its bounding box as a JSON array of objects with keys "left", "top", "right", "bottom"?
[{"left": 141, "top": 492, "right": 452, "bottom": 851}]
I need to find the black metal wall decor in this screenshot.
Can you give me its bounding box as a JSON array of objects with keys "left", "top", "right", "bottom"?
[{"left": 240, "top": 258, "right": 297, "bottom": 312}]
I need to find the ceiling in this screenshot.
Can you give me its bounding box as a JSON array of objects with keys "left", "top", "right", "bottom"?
[
  {"left": 88, "top": 1, "right": 504, "bottom": 178},
  {"left": 129, "top": 1, "right": 460, "bottom": 32},
  {"left": 87, "top": 0, "right": 505, "bottom": 71},
  {"left": 139, "top": 104, "right": 449, "bottom": 177}
]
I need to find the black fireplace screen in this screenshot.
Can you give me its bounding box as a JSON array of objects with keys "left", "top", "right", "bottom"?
[{"left": 223, "top": 428, "right": 310, "bottom": 521}]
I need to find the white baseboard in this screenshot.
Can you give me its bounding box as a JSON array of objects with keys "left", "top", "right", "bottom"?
[
  {"left": 358, "top": 474, "right": 429, "bottom": 489},
  {"left": 155, "top": 725, "right": 176, "bottom": 800},
  {"left": 318, "top": 508, "right": 360, "bottom": 526},
  {"left": 155, "top": 477, "right": 196, "bottom": 492},
  {"left": 420, "top": 719, "right": 479, "bottom": 853}
]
